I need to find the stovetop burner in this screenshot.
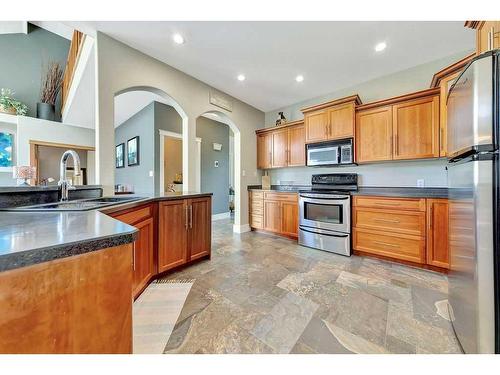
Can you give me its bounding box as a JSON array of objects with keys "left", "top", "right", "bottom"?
[{"left": 304, "top": 173, "right": 358, "bottom": 194}]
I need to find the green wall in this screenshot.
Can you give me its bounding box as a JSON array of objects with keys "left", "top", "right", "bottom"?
[{"left": 0, "top": 24, "right": 70, "bottom": 120}]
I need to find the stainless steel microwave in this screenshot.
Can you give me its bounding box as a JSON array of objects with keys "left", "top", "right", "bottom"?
[{"left": 306, "top": 139, "right": 354, "bottom": 167}]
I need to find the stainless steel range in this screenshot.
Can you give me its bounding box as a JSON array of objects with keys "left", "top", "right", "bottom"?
[{"left": 298, "top": 173, "right": 357, "bottom": 256}]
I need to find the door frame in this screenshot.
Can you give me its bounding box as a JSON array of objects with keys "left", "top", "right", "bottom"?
[{"left": 159, "top": 129, "right": 201, "bottom": 193}]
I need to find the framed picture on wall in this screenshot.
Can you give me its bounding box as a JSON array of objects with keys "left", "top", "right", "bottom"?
[
  {"left": 115, "top": 143, "right": 125, "bottom": 168},
  {"left": 127, "top": 136, "right": 140, "bottom": 166},
  {"left": 0, "top": 132, "right": 14, "bottom": 170}
]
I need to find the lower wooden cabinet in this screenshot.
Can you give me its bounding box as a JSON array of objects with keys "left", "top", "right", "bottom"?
[
  {"left": 353, "top": 195, "right": 449, "bottom": 271},
  {"left": 158, "top": 197, "right": 211, "bottom": 272}
]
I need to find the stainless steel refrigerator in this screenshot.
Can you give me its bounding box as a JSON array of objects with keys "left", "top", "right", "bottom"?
[{"left": 447, "top": 50, "right": 499, "bottom": 354}]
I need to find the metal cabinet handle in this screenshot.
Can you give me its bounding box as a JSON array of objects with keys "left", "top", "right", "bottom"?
[
  {"left": 488, "top": 27, "right": 494, "bottom": 50},
  {"left": 374, "top": 240, "right": 400, "bottom": 248},
  {"left": 132, "top": 242, "right": 136, "bottom": 271},
  {"left": 374, "top": 218, "right": 401, "bottom": 224},
  {"left": 189, "top": 205, "right": 193, "bottom": 229},
  {"left": 185, "top": 205, "right": 189, "bottom": 229},
  {"left": 374, "top": 202, "right": 401, "bottom": 206},
  {"left": 429, "top": 205, "right": 433, "bottom": 228}
]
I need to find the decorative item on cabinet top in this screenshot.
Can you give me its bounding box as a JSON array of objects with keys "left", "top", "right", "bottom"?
[{"left": 275, "top": 111, "right": 287, "bottom": 126}]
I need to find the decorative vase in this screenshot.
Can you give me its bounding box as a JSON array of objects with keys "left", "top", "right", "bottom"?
[
  {"left": 0, "top": 105, "right": 16, "bottom": 115},
  {"left": 36, "top": 102, "right": 55, "bottom": 121}
]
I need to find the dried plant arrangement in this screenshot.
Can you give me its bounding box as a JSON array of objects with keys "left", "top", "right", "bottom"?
[{"left": 39, "top": 62, "right": 64, "bottom": 106}]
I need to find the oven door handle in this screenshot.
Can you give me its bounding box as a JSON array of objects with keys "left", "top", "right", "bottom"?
[
  {"left": 299, "top": 226, "right": 349, "bottom": 238},
  {"left": 300, "top": 197, "right": 350, "bottom": 205},
  {"left": 300, "top": 194, "right": 349, "bottom": 200}
]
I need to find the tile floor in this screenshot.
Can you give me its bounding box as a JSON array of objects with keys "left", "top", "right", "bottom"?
[{"left": 161, "top": 219, "right": 461, "bottom": 354}]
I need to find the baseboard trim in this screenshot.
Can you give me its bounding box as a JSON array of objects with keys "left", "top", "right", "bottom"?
[
  {"left": 212, "top": 212, "right": 231, "bottom": 221},
  {"left": 233, "top": 223, "right": 250, "bottom": 234}
]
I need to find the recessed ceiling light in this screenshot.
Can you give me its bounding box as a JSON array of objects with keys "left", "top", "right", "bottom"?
[
  {"left": 374, "top": 42, "right": 387, "bottom": 52},
  {"left": 173, "top": 33, "right": 185, "bottom": 44},
  {"left": 237, "top": 74, "right": 246, "bottom": 81},
  {"left": 295, "top": 75, "right": 304, "bottom": 83}
]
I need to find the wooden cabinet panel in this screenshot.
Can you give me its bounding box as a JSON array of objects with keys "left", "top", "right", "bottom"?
[
  {"left": 353, "top": 207, "right": 425, "bottom": 237},
  {"left": 427, "top": 199, "right": 449, "bottom": 269},
  {"left": 353, "top": 196, "right": 426, "bottom": 212},
  {"left": 305, "top": 109, "right": 328, "bottom": 143},
  {"left": 356, "top": 106, "right": 393, "bottom": 163},
  {"left": 328, "top": 102, "right": 355, "bottom": 139},
  {"left": 158, "top": 200, "right": 188, "bottom": 272},
  {"left": 112, "top": 205, "right": 152, "bottom": 224},
  {"left": 264, "top": 200, "right": 281, "bottom": 233},
  {"left": 392, "top": 95, "right": 440, "bottom": 160},
  {"left": 188, "top": 197, "right": 211, "bottom": 261},
  {"left": 288, "top": 124, "right": 305, "bottom": 166},
  {"left": 281, "top": 201, "right": 298, "bottom": 237},
  {"left": 439, "top": 72, "right": 460, "bottom": 157},
  {"left": 271, "top": 129, "right": 288, "bottom": 168},
  {"left": 250, "top": 214, "right": 263, "bottom": 229},
  {"left": 133, "top": 217, "right": 155, "bottom": 297},
  {"left": 257, "top": 133, "right": 272, "bottom": 169},
  {"left": 354, "top": 228, "right": 425, "bottom": 264},
  {"left": 475, "top": 21, "right": 500, "bottom": 54}
]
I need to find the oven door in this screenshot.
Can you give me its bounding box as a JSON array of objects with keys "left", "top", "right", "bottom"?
[
  {"left": 307, "top": 145, "right": 339, "bottom": 166},
  {"left": 299, "top": 193, "right": 350, "bottom": 233}
]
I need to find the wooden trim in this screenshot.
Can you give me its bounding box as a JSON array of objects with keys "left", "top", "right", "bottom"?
[
  {"left": 301, "top": 94, "right": 362, "bottom": 113},
  {"left": 29, "top": 139, "right": 95, "bottom": 151},
  {"left": 353, "top": 250, "right": 448, "bottom": 274},
  {"left": 464, "top": 21, "right": 485, "bottom": 29},
  {"left": 29, "top": 143, "right": 39, "bottom": 185},
  {"left": 430, "top": 53, "right": 475, "bottom": 88},
  {"left": 62, "top": 31, "right": 86, "bottom": 112},
  {"left": 255, "top": 119, "right": 304, "bottom": 135},
  {"left": 356, "top": 87, "right": 440, "bottom": 111}
]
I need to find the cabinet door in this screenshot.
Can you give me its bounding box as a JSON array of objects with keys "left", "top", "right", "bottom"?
[
  {"left": 287, "top": 124, "right": 305, "bottom": 167},
  {"left": 257, "top": 133, "right": 272, "bottom": 169},
  {"left": 281, "top": 201, "right": 298, "bottom": 237},
  {"left": 271, "top": 129, "right": 288, "bottom": 168},
  {"left": 393, "top": 95, "right": 440, "bottom": 160},
  {"left": 328, "top": 102, "right": 355, "bottom": 140},
  {"left": 305, "top": 109, "right": 328, "bottom": 143},
  {"left": 439, "top": 73, "right": 460, "bottom": 157},
  {"left": 426, "top": 199, "right": 449, "bottom": 269},
  {"left": 188, "top": 197, "right": 212, "bottom": 261},
  {"left": 355, "top": 106, "right": 393, "bottom": 163},
  {"left": 133, "top": 217, "right": 155, "bottom": 298},
  {"left": 263, "top": 200, "right": 281, "bottom": 233},
  {"left": 158, "top": 200, "right": 187, "bottom": 272},
  {"left": 477, "top": 21, "right": 500, "bottom": 54}
]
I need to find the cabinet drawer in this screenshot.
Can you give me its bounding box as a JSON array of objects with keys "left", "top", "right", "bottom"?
[
  {"left": 250, "top": 214, "right": 263, "bottom": 229},
  {"left": 251, "top": 191, "right": 264, "bottom": 199},
  {"left": 353, "top": 228, "right": 425, "bottom": 264},
  {"left": 263, "top": 192, "right": 297, "bottom": 202},
  {"left": 112, "top": 205, "right": 152, "bottom": 225},
  {"left": 353, "top": 207, "right": 425, "bottom": 236},
  {"left": 353, "top": 196, "right": 425, "bottom": 211}
]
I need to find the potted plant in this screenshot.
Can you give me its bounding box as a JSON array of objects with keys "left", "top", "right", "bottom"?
[
  {"left": 0, "top": 88, "right": 28, "bottom": 116},
  {"left": 37, "top": 61, "right": 64, "bottom": 121}
]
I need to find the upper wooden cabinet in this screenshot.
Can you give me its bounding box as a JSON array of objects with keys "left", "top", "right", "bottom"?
[
  {"left": 392, "top": 95, "right": 440, "bottom": 160},
  {"left": 356, "top": 106, "right": 393, "bottom": 163},
  {"left": 465, "top": 21, "right": 500, "bottom": 55},
  {"left": 355, "top": 88, "right": 440, "bottom": 163},
  {"left": 302, "top": 95, "right": 361, "bottom": 143},
  {"left": 256, "top": 120, "right": 305, "bottom": 169}
]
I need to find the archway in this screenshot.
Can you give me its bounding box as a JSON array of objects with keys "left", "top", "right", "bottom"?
[
  {"left": 111, "top": 86, "right": 189, "bottom": 195},
  {"left": 195, "top": 110, "right": 242, "bottom": 231}
]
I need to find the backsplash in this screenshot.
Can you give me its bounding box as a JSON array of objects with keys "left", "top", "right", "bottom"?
[{"left": 266, "top": 159, "right": 448, "bottom": 187}]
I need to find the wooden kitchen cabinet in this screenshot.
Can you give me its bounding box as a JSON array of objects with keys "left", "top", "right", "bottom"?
[
  {"left": 263, "top": 200, "right": 282, "bottom": 233},
  {"left": 426, "top": 199, "right": 450, "bottom": 269},
  {"left": 466, "top": 21, "right": 500, "bottom": 55},
  {"left": 251, "top": 190, "right": 298, "bottom": 238},
  {"left": 257, "top": 132, "right": 272, "bottom": 169},
  {"left": 392, "top": 95, "right": 440, "bottom": 160},
  {"left": 158, "top": 196, "right": 211, "bottom": 273},
  {"left": 280, "top": 201, "right": 299, "bottom": 237},
  {"left": 304, "top": 109, "right": 328, "bottom": 143},
  {"left": 287, "top": 123, "right": 306, "bottom": 166},
  {"left": 355, "top": 106, "right": 393, "bottom": 163},
  {"left": 271, "top": 128, "right": 289, "bottom": 168},
  {"left": 328, "top": 102, "right": 356, "bottom": 139}
]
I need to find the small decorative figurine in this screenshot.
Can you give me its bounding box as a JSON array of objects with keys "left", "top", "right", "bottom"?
[{"left": 276, "top": 112, "right": 287, "bottom": 126}]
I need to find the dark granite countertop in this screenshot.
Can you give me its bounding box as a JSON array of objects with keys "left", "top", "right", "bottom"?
[
  {"left": 0, "top": 192, "right": 213, "bottom": 272},
  {"left": 247, "top": 185, "right": 448, "bottom": 198},
  {"left": 0, "top": 185, "right": 102, "bottom": 193}
]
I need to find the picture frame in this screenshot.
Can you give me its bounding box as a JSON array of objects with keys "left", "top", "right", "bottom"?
[
  {"left": 127, "top": 136, "right": 140, "bottom": 166},
  {"left": 0, "top": 132, "right": 14, "bottom": 170},
  {"left": 115, "top": 143, "right": 125, "bottom": 168}
]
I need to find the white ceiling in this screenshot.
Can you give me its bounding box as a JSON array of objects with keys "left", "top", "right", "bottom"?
[{"left": 67, "top": 21, "right": 475, "bottom": 112}]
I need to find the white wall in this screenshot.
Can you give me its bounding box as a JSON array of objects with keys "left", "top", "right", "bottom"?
[
  {"left": 94, "top": 32, "right": 264, "bottom": 230},
  {"left": 264, "top": 50, "right": 472, "bottom": 188}
]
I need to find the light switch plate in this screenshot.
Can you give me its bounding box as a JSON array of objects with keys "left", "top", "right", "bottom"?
[
  {"left": 242, "top": 170, "right": 246, "bottom": 176},
  {"left": 214, "top": 161, "right": 219, "bottom": 168},
  {"left": 417, "top": 179, "right": 425, "bottom": 188},
  {"left": 149, "top": 170, "right": 154, "bottom": 177}
]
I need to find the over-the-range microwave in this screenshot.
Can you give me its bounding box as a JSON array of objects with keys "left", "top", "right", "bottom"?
[{"left": 306, "top": 138, "right": 354, "bottom": 167}]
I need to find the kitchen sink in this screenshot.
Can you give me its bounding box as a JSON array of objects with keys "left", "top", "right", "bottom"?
[{"left": 2, "top": 196, "right": 146, "bottom": 212}]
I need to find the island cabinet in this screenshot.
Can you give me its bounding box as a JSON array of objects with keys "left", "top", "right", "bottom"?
[
  {"left": 355, "top": 88, "right": 440, "bottom": 163},
  {"left": 353, "top": 195, "right": 450, "bottom": 271},
  {"left": 158, "top": 196, "right": 211, "bottom": 273},
  {"left": 302, "top": 95, "right": 362, "bottom": 144},
  {"left": 249, "top": 190, "right": 298, "bottom": 238},
  {"left": 256, "top": 120, "right": 305, "bottom": 169},
  {"left": 109, "top": 203, "right": 156, "bottom": 299}
]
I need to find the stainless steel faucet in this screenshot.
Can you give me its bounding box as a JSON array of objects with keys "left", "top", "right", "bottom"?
[{"left": 58, "top": 150, "right": 81, "bottom": 201}]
